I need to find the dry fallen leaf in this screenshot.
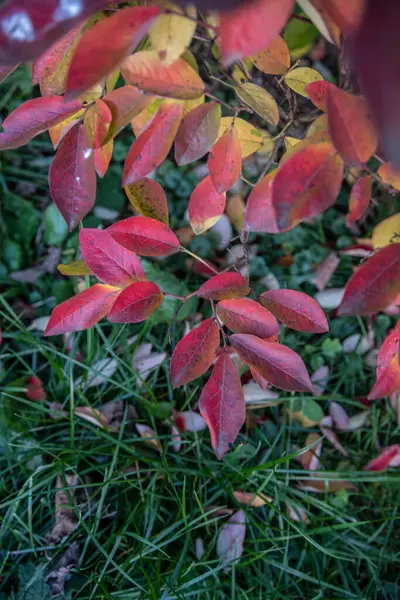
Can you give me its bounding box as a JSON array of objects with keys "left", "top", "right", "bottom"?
[
  {"left": 136, "top": 423, "right": 162, "bottom": 453},
  {"left": 46, "top": 542, "right": 79, "bottom": 597},
  {"left": 216, "top": 509, "right": 246, "bottom": 571},
  {"left": 299, "top": 433, "right": 323, "bottom": 471},
  {"left": 233, "top": 490, "right": 272, "bottom": 507},
  {"left": 47, "top": 475, "right": 78, "bottom": 544}
]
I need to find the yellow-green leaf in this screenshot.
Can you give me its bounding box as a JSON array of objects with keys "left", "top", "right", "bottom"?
[
  {"left": 149, "top": 4, "right": 196, "bottom": 66},
  {"left": 235, "top": 82, "right": 279, "bottom": 126},
  {"left": 284, "top": 67, "right": 323, "bottom": 97},
  {"left": 124, "top": 177, "right": 169, "bottom": 225},
  {"left": 372, "top": 213, "right": 400, "bottom": 249},
  {"left": 218, "top": 117, "right": 264, "bottom": 158},
  {"left": 284, "top": 136, "right": 302, "bottom": 150},
  {"left": 58, "top": 260, "right": 91, "bottom": 276}
]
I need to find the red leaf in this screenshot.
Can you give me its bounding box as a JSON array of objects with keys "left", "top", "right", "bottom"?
[
  {"left": 79, "top": 228, "right": 145, "bottom": 287},
  {"left": 196, "top": 273, "right": 250, "bottom": 301},
  {"left": 66, "top": 6, "right": 159, "bottom": 96},
  {"left": 244, "top": 171, "right": 280, "bottom": 233},
  {"left": 230, "top": 334, "right": 313, "bottom": 392},
  {"left": 175, "top": 102, "right": 221, "bottom": 166},
  {"left": 108, "top": 281, "right": 163, "bottom": 323},
  {"left": 219, "top": 0, "right": 294, "bottom": 66},
  {"left": 45, "top": 284, "right": 119, "bottom": 336},
  {"left": 25, "top": 375, "right": 46, "bottom": 401},
  {"left": 122, "top": 100, "right": 183, "bottom": 186},
  {"left": 326, "top": 84, "right": 378, "bottom": 165},
  {"left": 124, "top": 177, "right": 169, "bottom": 225},
  {"left": 0, "top": 96, "right": 82, "bottom": 150},
  {"left": 349, "top": 0, "right": 400, "bottom": 166},
  {"left": 312, "top": 0, "right": 365, "bottom": 35},
  {"left": 170, "top": 318, "right": 220, "bottom": 388},
  {"left": 217, "top": 298, "right": 279, "bottom": 338},
  {"left": 102, "top": 85, "right": 153, "bottom": 144},
  {"left": 94, "top": 140, "right": 113, "bottom": 178},
  {"left": 364, "top": 444, "right": 400, "bottom": 471},
  {"left": 368, "top": 354, "right": 400, "bottom": 400},
  {"left": 108, "top": 216, "right": 180, "bottom": 257},
  {"left": 346, "top": 175, "right": 372, "bottom": 226},
  {"left": 259, "top": 289, "right": 329, "bottom": 333},
  {"left": 271, "top": 142, "right": 344, "bottom": 230},
  {"left": 189, "top": 175, "right": 226, "bottom": 234},
  {"left": 208, "top": 126, "right": 242, "bottom": 193},
  {"left": 32, "top": 25, "right": 81, "bottom": 88},
  {"left": 0, "top": 0, "right": 125, "bottom": 63},
  {"left": 199, "top": 350, "right": 245, "bottom": 459},
  {"left": 121, "top": 50, "right": 205, "bottom": 100},
  {"left": 376, "top": 322, "right": 400, "bottom": 376},
  {"left": 305, "top": 80, "right": 328, "bottom": 111},
  {"left": 338, "top": 245, "right": 400, "bottom": 316},
  {"left": 84, "top": 99, "right": 112, "bottom": 149},
  {"left": 49, "top": 123, "right": 96, "bottom": 230}
]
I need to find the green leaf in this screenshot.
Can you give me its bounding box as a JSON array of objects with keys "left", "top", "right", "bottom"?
[
  {"left": 3, "top": 238, "right": 22, "bottom": 270},
  {"left": 284, "top": 17, "right": 318, "bottom": 59},
  {"left": 43, "top": 204, "right": 69, "bottom": 246},
  {"left": 17, "top": 564, "right": 51, "bottom": 600}
]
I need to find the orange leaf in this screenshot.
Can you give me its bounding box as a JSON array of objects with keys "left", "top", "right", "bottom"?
[
  {"left": 338, "top": 244, "right": 400, "bottom": 316},
  {"left": 108, "top": 281, "right": 163, "bottom": 323},
  {"left": 326, "top": 84, "right": 378, "bottom": 165},
  {"left": 259, "top": 289, "right": 329, "bottom": 333},
  {"left": 189, "top": 176, "right": 226, "bottom": 234},
  {"left": 94, "top": 140, "right": 113, "bottom": 178},
  {"left": 230, "top": 334, "right": 313, "bottom": 392},
  {"left": 84, "top": 99, "right": 112, "bottom": 149},
  {"left": 102, "top": 85, "right": 153, "bottom": 143},
  {"left": 199, "top": 350, "right": 245, "bottom": 459},
  {"left": 196, "top": 273, "right": 250, "bottom": 301},
  {"left": 66, "top": 6, "right": 159, "bottom": 96},
  {"left": 124, "top": 177, "right": 169, "bottom": 225},
  {"left": 208, "top": 126, "right": 242, "bottom": 194},
  {"left": 217, "top": 298, "right": 279, "bottom": 338},
  {"left": 271, "top": 142, "right": 344, "bottom": 230},
  {"left": 122, "top": 100, "right": 183, "bottom": 186},
  {"left": 219, "top": 0, "right": 295, "bottom": 66},
  {"left": 44, "top": 284, "right": 119, "bottom": 336},
  {"left": 252, "top": 35, "right": 290, "bottom": 75},
  {"left": 378, "top": 163, "right": 400, "bottom": 191},
  {"left": 346, "top": 175, "right": 372, "bottom": 226},
  {"left": 175, "top": 102, "right": 221, "bottom": 166},
  {"left": 108, "top": 216, "right": 180, "bottom": 257},
  {"left": 170, "top": 318, "right": 220, "bottom": 388},
  {"left": 121, "top": 50, "right": 204, "bottom": 100}
]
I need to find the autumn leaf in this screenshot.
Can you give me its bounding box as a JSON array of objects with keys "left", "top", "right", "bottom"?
[
  {"left": 44, "top": 284, "right": 119, "bottom": 336},
  {"left": 217, "top": 298, "right": 279, "bottom": 338},
  {"left": 25, "top": 376, "right": 47, "bottom": 402},
  {"left": 326, "top": 84, "right": 378, "bottom": 165},
  {"left": 121, "top": 50, "right": 204, "bottom": 100},
  {"left": 306, "top": 80, "right": 329, "bottom": 111},
  {"left": 0, "top": 96, "right": 82, "bottom": 150},
  {"left": 252, "top": 35, "right": 290, "bottom": 75},
  {"left": 285, "top": 67, "right": 323, "bottom": 97},
  {"left": 79, "top": 228, "right": 145, "bottom": 287},
  {"left": 218, "top": 117, "right": 264, "bottom": 158},
  {"left": 122, "top": 100, "right": 184, "bottom": 186},
  {"left": 271, "top": 142, "right": 344, "bottom": 230},
  {"left": 208, "top": 127, "right": 242, "bottom": 193},
  {"left": 94, "top": 140, "right": 113, "bottom": 178},
  {"left": 124, "top": 177, "right": 169, "bottom": 225},
  {"left": 175, "top": 102, "right": 221, "bottom": 166},
  {"left": 346, "top": 175, "right": 372, "bottom": 227},
  {"left": 235, "top": 82, "right": 279, "bottom": 126},
  {"left": 338, "top": 244, "right": 400, "bottom": 316},
  {"left": 108, "top": 281, "right": 164, "bottom": 323},
  {"left": 170, "top": 318, "right": 220, "bottom": 388},
  {"left": 378, "top": 162, "right": 400, "bottom": 191},
  {"left": 199, "top": 350, "right": 245, "bottom": 459},
  {"left": 371, "top": 213, "right": 400, "bottom": 249},
  {"left": 368, "top": 354, "right": 400, "bottom": 400},
  {"left": 84, "top": 99, "right": 112, "bottom": 149},
  {"left": 230, "top": 334, "right": 313, "bottom": 392},
  {"left": 219, "top": 0, "right": 294, "bottom": 66},
  {"left": 66, "top": 6, "right": 159, "bottom": 96},
  {"left": 149, "top": 5, "right": 196, "bottom": 65},
  {"left": 108, "top": 216, "right": 180, "bottom": 257},
  {"left": 102, "top": 85, "right": 153, "bottom": 144},
  {"left": 244, "top": 170, "right": 280, "bottom": 233},
  {"left": 364, "top": 445, "right": 400, "bottom": 471},
  {"left": 58, "top": 260, "right": 91, "bottom": 276},
  {"left": 196, "top": 273, "right": 250, "bottom": 301},
  {"left": 48, "top": 124, "right": 97, "bottom": 230},
  {"left": 259, "top": 289, "right": 329, "bottom": 333},
  {"left": 189, "top": 176, "right": 226, "bottom": 234}
]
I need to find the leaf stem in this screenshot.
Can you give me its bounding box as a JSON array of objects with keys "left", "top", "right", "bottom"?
[{"left": 180, "top": 246, "right": 219, "bottom": 275}]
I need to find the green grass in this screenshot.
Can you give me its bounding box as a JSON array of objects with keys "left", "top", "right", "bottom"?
[{"left": 1, "top": 294, "right": 400, "bottom": 599}]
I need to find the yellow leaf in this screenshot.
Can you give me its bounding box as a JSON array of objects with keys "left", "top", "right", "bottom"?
[
  {"left": 131, "top": 98, "right": 163, "bottom": 136},
  {"left": 372, "top": 213, "right": 400, "bottom": 249},
  {"left": 284, "top": 136, "right": 302, "bottom": 150},
  {"left": 235, "top": 82, "right": 279, "bottom": 126},
  {"left": 218, "top": 117, "right": 264, "bottom": 158},
  {"left": 149, "top": 4, "right": 197, "bottom": 66},
  {"left": 183, "top": 94, "right": 205, "bottom": 117},
  {"left": 58, "top": 260, "right": 91, "bottom": 276},
  {"left": 252, "top": 35, "right": 290, "bottom": 75},
  {"left": 306, "top": 113, "right": 331, "bottom": 143},
  {"left": 226, "top": 195, "right": 245, "bottom": 232},
  {"left": 284, "top": 67, "right": 323, "bottom": 97}
]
